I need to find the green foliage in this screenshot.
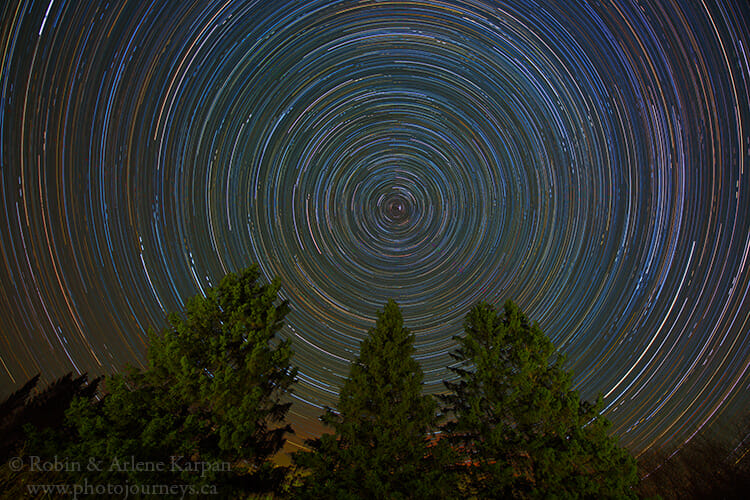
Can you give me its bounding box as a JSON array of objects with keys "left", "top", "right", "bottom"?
[
  {"left": 0, "top": 372, "right": 100, "bottom": 464},
  {"left": 24, "top": 266, "right": 297, "bottom": 495},
  {"left": 294, "top": 300, "right": 456, "bottom": 499},
  {"left": 441, "top": 300, "right": 638, "bottom": 499},
  {"left": 145, "top": 266, "right": 296, "bottom": 465},
  {"left": 0, "top": 373, "right": 101, "bottom": 498},
  {"left": 3, "top": 290, "right": 646, "bottom": 498}
]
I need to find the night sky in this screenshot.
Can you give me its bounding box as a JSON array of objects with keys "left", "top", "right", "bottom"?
[{"left": 1, "top": 0, "right": 749, "bottom": 456}]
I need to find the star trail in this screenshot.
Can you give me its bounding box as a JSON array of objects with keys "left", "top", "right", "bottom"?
[{"left": 1, "top": 0, "right": 749, "bottom": 456}]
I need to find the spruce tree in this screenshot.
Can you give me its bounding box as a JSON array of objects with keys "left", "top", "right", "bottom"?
[
  {"left": 294, "top": 299, "right": 455, "bottom": 499},
  {"left": 442, "top": 300, "right": 638, "bottom": 499}
]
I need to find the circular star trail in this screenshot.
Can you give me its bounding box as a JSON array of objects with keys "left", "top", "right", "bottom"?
[{"left": 1, "top": 0, "right": 749, "bottom": 455}]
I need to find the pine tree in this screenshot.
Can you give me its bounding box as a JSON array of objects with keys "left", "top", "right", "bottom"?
[
  {"left": 33, "top": 266, "right": 296, "bottom": 494},
  {"left": 294, "top": 300, "right": 455, "bottom": 499},
  {"left": 442, "top": 300, "right": 638, "bottom": 499},
  {"left": 144, "top": 265, "right": 296, "bottom": 469}
]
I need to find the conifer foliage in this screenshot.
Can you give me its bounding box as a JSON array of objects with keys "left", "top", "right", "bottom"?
[
  {"left": 441, "top": 300, "right": 638, "bottom": 499},
  {"left": 294, "top": 300, "right": 454, "bottom": 499},
  {"left": 144, "top": 265, "right": 297, "bottom": 469},
  {"left": 1, "top": 281, "right": 644, "bottom": 498},
  {"left": 20, "top": 266, "right": 297, "bottom": 493},
  {"left": 0, "top": 373, "right": 100, "bottom": 463}
]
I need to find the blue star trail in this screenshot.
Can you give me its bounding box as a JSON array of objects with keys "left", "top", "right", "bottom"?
[{"left": 1, "top": 0, "right": 749, "bottom": 456}]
